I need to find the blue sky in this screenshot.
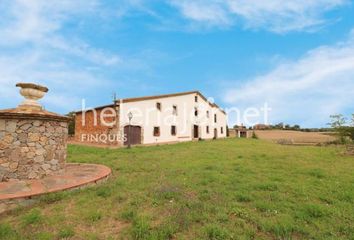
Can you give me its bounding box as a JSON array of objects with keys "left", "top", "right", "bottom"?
[{"left": 0, "top": 0, "right": 354, "bottom": 127}]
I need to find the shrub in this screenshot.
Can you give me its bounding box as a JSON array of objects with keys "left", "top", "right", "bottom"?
[{"left": 252, "top": 131, "right": 258, "bottom": 139}]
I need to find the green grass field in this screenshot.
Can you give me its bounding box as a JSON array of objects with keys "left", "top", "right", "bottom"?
[{"left": 1, "top": 139, "right": 353, "bottom": 240}]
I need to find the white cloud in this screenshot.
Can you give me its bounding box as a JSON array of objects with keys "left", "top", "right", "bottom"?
[
  {"left": 0, "top": 0, "right": 126, "bottom": 112},
  {"left": 169, "top": 0, "right": 348, "bottom": 32},
  {"left": 46, "top": 37, "right": 122, "bottom": 66},
  {"left": 0, "top": 0, "right": 121, "bottom": 65},
  {"left": 0, "top": 0, "right": 98, "bottom": 44},
  {"left": 223, "top": 30, "right": 354, "bottom": 127},
  {"left": 169, "top": 0, "right": 231, "bottom": 26}
]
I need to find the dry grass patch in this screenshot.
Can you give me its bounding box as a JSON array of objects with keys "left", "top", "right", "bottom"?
[{"left": 255, "top": 130, "right": 336, "bottom": 145}]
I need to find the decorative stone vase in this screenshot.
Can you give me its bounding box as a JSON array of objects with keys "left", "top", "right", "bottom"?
[{"left": 16, "top": 83, "right": 48, "bottom": 110}]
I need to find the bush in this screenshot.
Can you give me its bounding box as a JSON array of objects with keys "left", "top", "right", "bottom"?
[
  {"left": 252, "top": 131, "right": 258, "bottom": 139},
  {"left": 344, "top": 127, "right": 354, "bottom": 141}
]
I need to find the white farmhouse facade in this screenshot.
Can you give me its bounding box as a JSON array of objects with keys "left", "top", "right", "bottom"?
[{"left": 75, "top": 91, "right": 227, "bottom": 146}]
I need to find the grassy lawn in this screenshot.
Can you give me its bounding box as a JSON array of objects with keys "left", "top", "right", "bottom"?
[{"left": 0, "top": 139, "right": 353, "bottom": 240}]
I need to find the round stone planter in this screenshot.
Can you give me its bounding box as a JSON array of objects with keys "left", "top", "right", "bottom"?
[
  {"left": 0, "top": 116, "right": 69, "bottom": 181},
  {"left": 0, "top": 83, "right": 70, "bottom": 182}
]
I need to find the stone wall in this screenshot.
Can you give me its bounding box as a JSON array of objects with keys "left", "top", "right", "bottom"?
[
  {"left": 0, "top": 119, "right": 68, "bottom": 181},
  {"left": 74, "top": 107, "right": 121, "bottom": 146}
]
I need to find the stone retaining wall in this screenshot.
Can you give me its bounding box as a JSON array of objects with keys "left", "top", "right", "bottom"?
[{"left": 0, "top": 119, "right": 68, "bottom": 181}]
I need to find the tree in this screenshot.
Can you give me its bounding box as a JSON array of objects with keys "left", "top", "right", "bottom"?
[
  {"left": 66, "top": 112, "right": 76, "bottom": 136},
  {"left": 274, "top": 122, "right": 284, "bottom": 129},
  {"left": 329, "top": 114, "right": 354, "bottom": 143},
  {"left": 293, "top": 124, "right": 301, "bottom": 130},
  {"left": 351, "top": 114, "right": 354, "bottom": 126},
  {"left": 329, "top": 114, "right": 346, "bottom": 128}
]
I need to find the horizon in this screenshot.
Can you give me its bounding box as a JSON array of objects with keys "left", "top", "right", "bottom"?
[{"left": 1, "top": 0, "right": 354, "bottom": 128}]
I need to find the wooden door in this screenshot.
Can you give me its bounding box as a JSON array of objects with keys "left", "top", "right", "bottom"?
[
  {"left": 124, "top": 126, "right": 142, "bottom": 146},
  {"left": 214, "top": 128, "right": 218, "bottom": 139},
  {"left": 193, "top": 125, "right": 199, "bottom": 139}
]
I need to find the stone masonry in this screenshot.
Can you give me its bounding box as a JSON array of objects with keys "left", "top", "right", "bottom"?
[
  {"left": 0, "top": 119, "right": 68, "bottom": 181},
  {"left": 0, "top": 83, "right": 111, "bottom": 214}
]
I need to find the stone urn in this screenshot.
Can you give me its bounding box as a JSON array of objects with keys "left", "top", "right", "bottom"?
[{"left": 16, "top": 83, "right": 49, "bottom": 110}]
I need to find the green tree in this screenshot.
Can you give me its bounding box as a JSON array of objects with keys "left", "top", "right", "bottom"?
[
  {"left": 274, "top": 123, "right": 284, "bottom": 129},
  {"left": 293, "top": 124, "right": 301, "bottom": 130},
  {"left": 329, "top": 114, "right": 354, "bottom": 143},
  {"left": 65, "top": 112, "right": 76, "bottom": 136},
  {"left": 329, "top": 114, "right": 346, "bottom": 128}
]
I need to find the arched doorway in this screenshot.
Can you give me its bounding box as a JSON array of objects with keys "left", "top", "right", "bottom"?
[{"left": 124, "top": 125, "right": 142, "bottom": 146}]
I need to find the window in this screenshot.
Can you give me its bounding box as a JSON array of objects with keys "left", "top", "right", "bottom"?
[
  {"left": 153, "top": 127, "right": 160, "bottom": 137},
  {"left": 195, "top": 96, "right": 198, "bottom": 102},
  {"left": 206, "top": 126, "right": 210, "bottom": 134},
  {"left": 156, "top": 102, "right": 161, "bottom": 111},
  {"left": 195, "top": 108, "right": 198, "bottom": 117},
  {"left": 206, "top": 111, "right": 210, "bottom": 118},
  {"left": 171, "top": 126, "right": 176, "bottom": 136},
  {"left": 214, "top": 114, "right": 217, "bottom": 123},
  {"left": 173, "top": 105, "right": 177, "bottom": 115},
  {"left": 221, "top": 127, "right": 224, "bottom": 134}
]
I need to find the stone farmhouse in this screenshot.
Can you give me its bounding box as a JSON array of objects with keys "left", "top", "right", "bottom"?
[{"left": 75, "top": 91, "right": 227, "bottom": 146}]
